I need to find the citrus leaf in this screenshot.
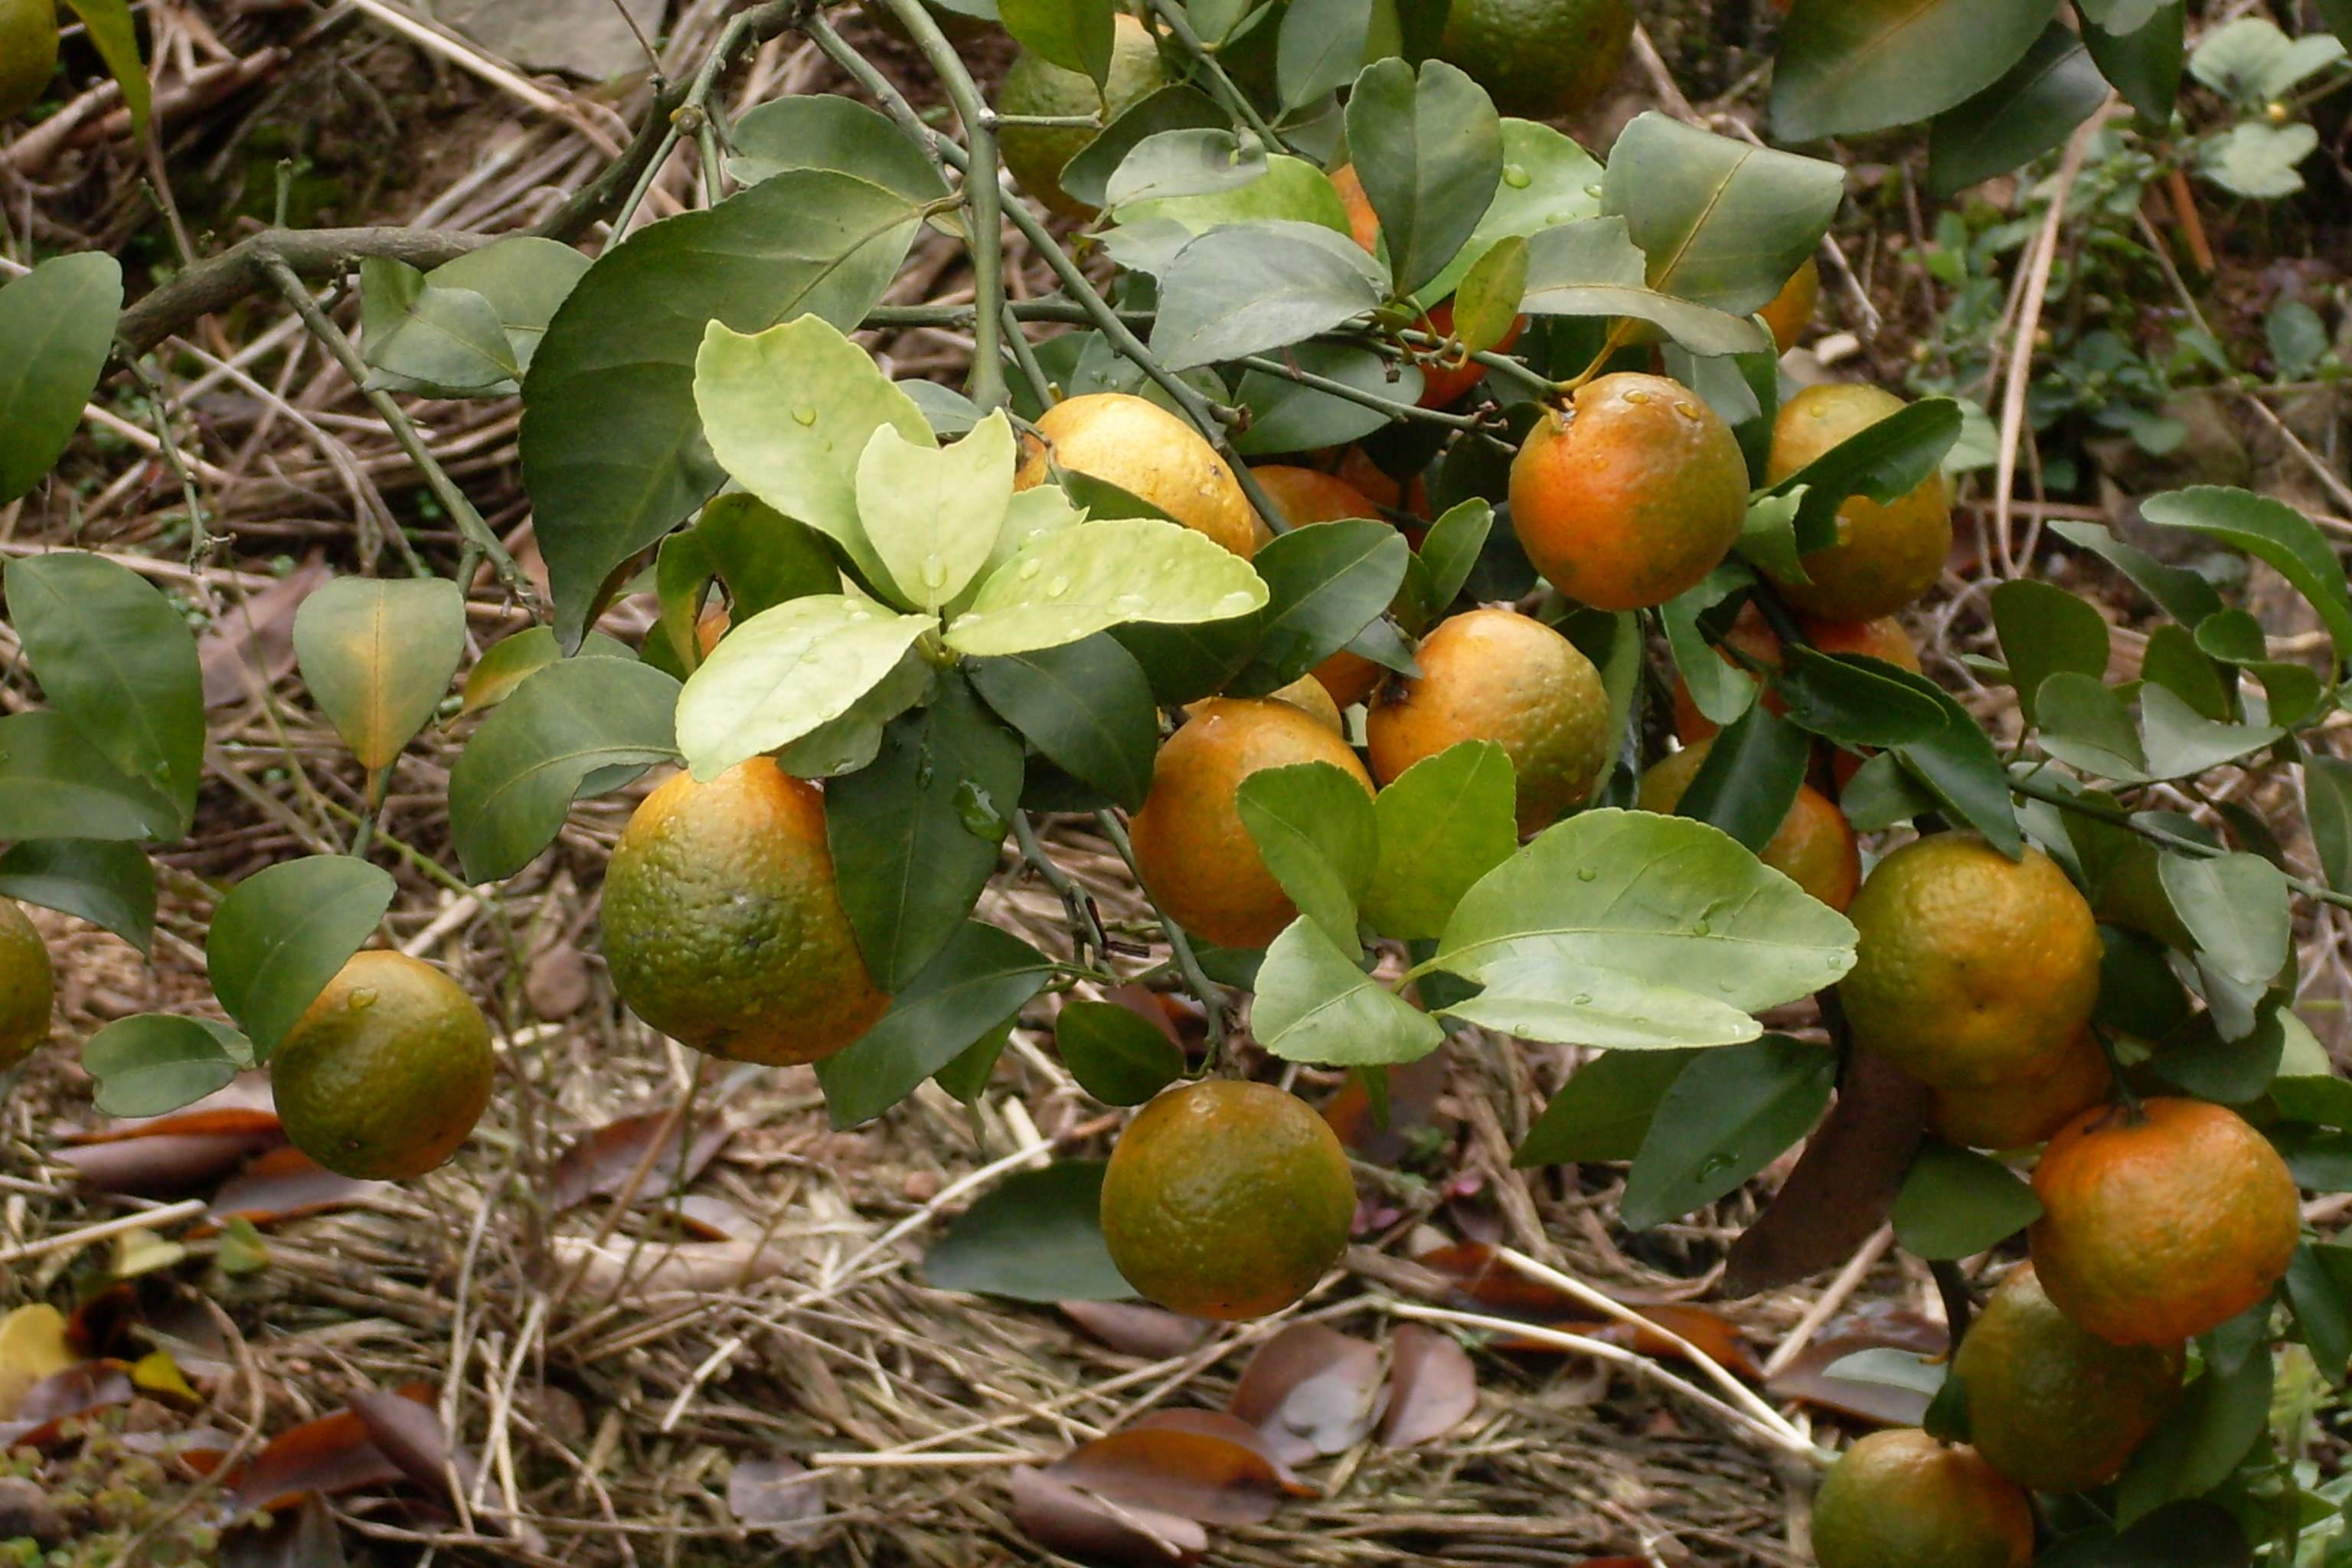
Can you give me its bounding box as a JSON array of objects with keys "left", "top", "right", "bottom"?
[
  {"left": 358, "top": 260, "right": 517, "bottom": 399},
  {"left": 1414, "top": 500, "right": 1493, "bottom": 616},
  {"left": 83, "top": 1015, "right": 250, "bottom": 1119},
  {"left": 1233, "top": 343, "right": 1424, "bottom": 455},
  {"left": 1150, "top": 220, "right": 1388, "bottom": 371},
  {"left": 696, "top": 493, "right": 842, "bottom": 617},
  {"left": 923, "top": 1160, "right": 1129, "bottom": 1302},
  {"left": 1253, "top": 916, "right": 1446, "bottom": 1067},
  {"left": 816, "top": 922, "right": 1054, "bottom": 1126},
  {"left": 1450, "top": 237, "right": 1527, "bottom": 357},
  {"left": 1056, "top": 1001, "right": 1185, "bottom": 1106},
  {"left": 855, "top": 411, "right": 1016, "bottom": 614},
  {"left": 1602, "top": 113, "right": 1844, "bottom": 317},
  {"left": 0, "top": 838, "right": 155, "bottom": 956},
  {"left": 966, "top": 635, "right": 1158, "bottom": 811},
  {"left": 1001, "top": 0, "right": 1116, "bottom": 82},
  {"left": 1413, "top": 119, "right": 1605, "bottom": 306},
  {"left": 2305, "top": 756, "right": 2352, "bottom": 897},
  {"left": 727, "top": 95, "right": 952, "bottom": 202},
  {"left": 1620, "top": 1036, "right": 1835, "bottom": 1229},
  {"left": 292, "top": 577, "right": 469, "bottom": 773},
  {"left": 1518, "top": 218, "right": 1772, "bottom": 357},
  {"left": 2081, "top": 0, "right": 2186, "bottom": 121},
  {"left": 946, "top": 517, "right": 1268, "bottom": 658},
  {"left": 1343, "top": 58, "right": 1501, "bottom": 297},
  {"left": 2113, "top": 1328, "right": 2272, "bottom": 1525},
  {"left": 1991, "top": 579, "right": 2110, "bottom": 727},
  {"left": 1928, "top": 22, "right": 2106, "bottom": 196},
  {"left": 1755, "top": 397, "right": 1964, "bottom": 556},
  {"left": 447, "top": 656, "right": 680, "bottom": 883},
  {"left": 459, "top": 628, "right": 634, "bottom": 717},
  {"left": 1228, "top": 519, "right": 1407, "bottom": 696},
  {"left": 1514, "top": 1049, "right": 1698, "bottom": 1166},
  {"left": 1889, "top": 1142, "right": 2043, "bottom": 1259},
  {"left": 60, "top": 0, "right": 149, "bottom": 136},
  {"left": 5, "top": 553, "right": 203, "bottom": 833},
  {"left": 0, "top": 253, "right": 121, "bottom": 505},
  {"left": 1673, "top": 704, "right": 1808, "bottom": 856},
  {"left": 2141, "top": 487, "right": 2352, "bottom": 663},
  {"left": 2050, "top": 519, "right": 2223, "bottom": 629},
  {"left": 1278, "top": 0, "right": 1390, "bottom": 109},
  {"left": 1772, "top": 0, "right": 2060, "bottom": 140},
  {"left": 2159, "top": 851, "right": 2289, "bottom": 995},
  {"left": 1104, "top": 129, "right": 1269, "bottom": 210},
  {"left": 205, "top": 857, "right": 395, "bottom": 1059},
  {"left": 520, "top": 171, "right": 925, "bottom": 646},
  {"left": 1059, "top": 85, "right": 1227, "bottom": 211},
  {"left": 0, "top": 711, "right": 180, "bottom": 841},
  {"left": 674, "top": 595, "right": 935, "bottom": 780},
  {"left": 1363, "top": 739, "right": 1516, "bottom": 941},
  {"left": 1236, "top": 761, "right": 1378, "bottom": 950}
]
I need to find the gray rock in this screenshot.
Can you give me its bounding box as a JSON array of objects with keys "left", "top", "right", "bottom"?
[{"left": 426, "top": 0, "right": 668, "bottom": 81}]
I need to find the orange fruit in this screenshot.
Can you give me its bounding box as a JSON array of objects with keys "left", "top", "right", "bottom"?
[
  {"left": 1672, "top": 605, "right": 1924, "bottom": 742},
  {"left": 1331, "top": 165, "right": 1525, "bottom": 409},
  {"left": 1018, "top": 393, "right": 1261, "bottom": 560},
  {"left": 1129, "top": 697, "right": 1375, "bottom": 949},
  {"left": 996, "top": 15, "right": 1170, "bottom": 219},
  {"left": 1839, "top": 833, "right": 2102, "bottom": 1089},
  {"left": 1927, "top": 1030, "right": 2111, "bottom": 1150},
  {"left": 1759, "top": 256, "right": 1820, "bottom": 355},
  {"left": 1763, "top": 384, "right": 1953, "bottom": 621},
  {"left": 1334, "top": 446, "right": 1430, "bottom": 522},
  {"left": 1437, "top": 0, "right": 1635, "bottom": 121},
  {"left": 602, "top": 759, "right": 890, "bottom": 1065},
  {"left": 2030, "top": 1098, "right": 2301, "bottom": 1345},
  {"left": 1636, "top": 740, "right": 1860, "bottom": 910},
  {"left": 1250, "top": 463, "right": 1400, "bottom": 708},
  {"left": 1099, "top": 1078, "right": 1356, "bottom": 1319},
  {"left": 0, "top": 897, "right": 53, "bottom": 1070},
  {"left": 1367, "top": 608, "right": 1609, "bottom": 836},
  {"left": 1810, "top": 1429, "right": 2034, "bottom": 1568},
  {"left": 1187, "top": 673, "right": 1344, "bottom": 735},
  {"left": 1510, "top": 373, "right": 1749, "bottom": 612},
  {"left": 1952, "top": 1262, "right": 2184, "bottom": 1493},
  {"left": 270, "top": 951, "right": 494, "bottom": 1181}
]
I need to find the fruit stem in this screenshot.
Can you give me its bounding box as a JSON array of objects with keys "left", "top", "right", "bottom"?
[
  {"left": 2088, "top": 1022, "right": 2147, "bottom": 1121},
  {"left": 1552, "top": 316, "right": 1642, "bottom": 398},
  {"left": 1094, "top": 810, "right": 1228, "bottom": 1056},
  {"left": 1013, "top": 810, "right": 1108, "bottom": 965},
  {"left": 1929, "top": 1258, "right": 1975, "bottom": 1346}
]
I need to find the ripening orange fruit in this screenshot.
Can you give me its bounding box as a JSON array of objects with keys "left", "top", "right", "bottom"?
[
  {"left": 1763, "top": 384, "right": 1953, "bottom": 621},
  {"left": 1637, "top": 740, "right": 1861, "bottom": 910},
  {"left": 1017, "top": 393, "right": 1263, "bottom": 560},
  {"left": 1510, "top": 374, "right": 1749, "bottom": 611},
  {"left": 1759, "top": 256, "right": 1821, "bottom": 355},
  {"left": 1811, "top": 1429, "right": 2033, "bottom": 1568},
  {"left": 1671, "top": 604, "right": 1922, "bottom": 743},
  {"left": 1927, "top": 1029, "right": 2112, "bottom": 1150}
]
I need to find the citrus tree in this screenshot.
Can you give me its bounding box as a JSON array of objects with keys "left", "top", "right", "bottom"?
[{"left": 5, "top": 0, "right": 2352, "bottom": 1560}]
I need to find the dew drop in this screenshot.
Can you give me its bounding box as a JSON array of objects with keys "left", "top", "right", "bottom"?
[
  {"left": 1570, "top": 993, "right": 1592, "bottom": 1007},
  {"left": 1583, "top": 183, "right": 1604, "bottom": 200},
  {"left": 1623, "top": 388, "right": 1651, "bottom": 405},
  {"left": 348, "top": 988, "right": 380, "bottom": 1011},
  {"left": 1214, "top": 591, "right": 1256, "bottom": 615},
  {"left": 1674, "top": 401, "right": 1701, "bottom": 420},
  {"left": 1692, "top": 919, "right": 1712, "bottom": 936},
  {"left": 791, "top": 406, "right": 818, "bottom": 426},
  {"left": 1115, "top": 593, "right": 1148, "bottom": 615},
  {"left": 1698, "top": 1152, "right": 1736, "bottom": 1179},
  {"left": 1047, "top": 575, "right": 1072, "bottom": 597},
  {"left": 920, "top": 554, "right": 949, "bottom": 590},
  {"left": 1576, "top": 866, "right": 1599, "bottom": 882},
  {"left": 1018, "top": 559, "right": 1044, "bottom": 581},
  {"left": 954, "top": 780, "right": 1010, "bottom": 839},
  {"left": 1159, "top": 558, "right": 1179, "bottom": 573},
  {"left": 1501, "top": 162, "right": 1530, "bottom": 188}
]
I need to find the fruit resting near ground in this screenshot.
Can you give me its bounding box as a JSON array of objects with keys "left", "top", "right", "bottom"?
[
  {"left": 0, "top": 897, "right": 54, "bottom": 1070},
  {"left": 1636, "top": 740, "right": 1860, "bottom": 911},
  {"left": 1838, "top": 833, "right": 2102, "bottom": 1089},
  {"left": 1760, "top": 256, "right": 1820, "bottom": 355},
  {"left": 1130, "top": 697, "right": 1376, "bottom": 949},
  {"left": 1927, "top": 1028, "right": 2111, "bottom": 1150},
  {"left": 1250, "top": 463, "right": 1403, "bottom": 708},
  {"left": 1511, "top": 373, "right": 1749, "bottom": 612},
  {"left": 0, "top": 0, "right": 59, "bottom": 122},
  {"left": 1018, "top": 393, "right": 1262, "bottom": 560},
  {"left": 1367, "top": 608, "right": 1609, "bottom": 836},
  {"left": 1810, "top": 1429, "right": 2034, "bottom": 1568},
  {"left": 602, "top": 759, "right": 890, "bottom": 1065},
  {"left": 270, "top": 951, "right": 495, "bottom": 1181},
  {"left": 2030, "top": 1097, "right": 2301, "bottom": 1346},
  {"left": 1099, "top": 1079, "right": 1356, "bottom": 1319},
  {"left": 1436, "top": 0, "right": 1633, "bottom": 120},
  {"left": 995, "top": 15, "right": 1170, "bottom": 220},
  {"left": 1952, "top": 1262, "right": 2184, "bottom": 1493},
  {"left": 1763, "top": 384, "right": 1954, "bottom": 621}
]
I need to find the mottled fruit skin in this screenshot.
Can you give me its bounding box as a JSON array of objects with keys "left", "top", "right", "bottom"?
[
  {"left": 1511, "top": 374, "right": 1749, "bottom": 612},
  {"left": 1436, "top": 0, "right": 1633, "bottom": 119},
  {"left": 270, "top": 952, "right": 494, "bottom": 1181},
  {"left": 1368, "top": 609, "right": 1609, "bottom": 836},
  {"left": 1129, "top": 699, "right": 1375, "bottom": 949},
  {"left": 1637, "top": 740, "right": 1860, "bottom": 911},
  {"left": 997, "top": 16, "right": 1170, "bottom": 219},
  {"left": 1759, "top": 256, "right": 1820, "bottom": 355},
  {"left": 1250, "top": 463, "right": 1396, "bottom": 707},
  {"left": 1099, "top": 1080, "right": 1356, "bottom": 1320},
  {"left": 1840, "top": 834, "right": 2102, "bottom": 1089},
  {"left": 0, "top": 0, "right": 59, "bottom": 121},
  {"left": 1765, "top": 384, "right": 1952, "bottom": 621},
  {"left": 2030, "top": 1098, "right": 2301, "bottom": 1346},
  {"left": 1953, "top": 1263, "right": 2184, "bottom": 1493},
  {"left": 602, "top": 760, "right": 890, "bottom": 1065},
  {"left": 0, "top": 897, "right": 54, "bottom": 1069},
  {"left": 1927, "top": 1029, "right": 2110, "bottom": 1150},
  {"left": 1018, "top": 393, "right": 1262, "bottom": 560},
  {"left": 1811, "top": 1429, "right": 2034, "bottom": 1568}
]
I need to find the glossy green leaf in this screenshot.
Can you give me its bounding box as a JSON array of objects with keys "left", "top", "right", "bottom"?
[
  {"left": 946, "top": 517, "right": 1268, "bottom": 657},
  {"left": 1364, "top": 739, "right": 1517, "bottom": 941},
  {"left": 696, "top": 493, "right": 844, "bottom": 618},
  {"left": 967, "top": 636, "right": 1157, "bottom": 811},
  {"left": 1891, "top": 684, "right": 2024, "bottom": 854},
  {"left": 2141, "top": 487, "right": 2352, "bottom": 662},
  {"left": 857, "top": 411, "right": 1016, "bottom": 613},
  {"left": 2287, "top": 1243, "right": 2352, "bottom": 1383},
  {"left": 1230, "top": 519, "right": 1407, "bottom": 695},
  {"left": 1414, "top": 499, "right": 1493, "bottom": 616},
  {"left": 1602, "top": 113, "right": 1845, "bottom": 316},
  {"left": 922, "top": 1160, "right": 1129, "bottom": 1302},
  {"left": 674, "top": 595, "right": 934, "bottom": 779},
  {"left": 1772, "top": 0, "right": 2060, "bottom": 140},
  {"left": 459, "top": 628, "right": 634, "bottom": 716},
  {"left": 728, "top": 94, "right": 954, "bottom": 202},
  {"left": 205, "top": 857, "right": 395, "bottom": 1058},
  {"left": 0, "top": 253, "right": 122, "bottom": 505},
  {"left": 1991, "top": 579, "right": 2110, "bottom": 727},
  {"left": 816, "top": 921, "right": 1054, "bottom": 1126},
  {"left": 1253, "top": 916, "right": 1447, "bottom": 1066},
  {"left": 82, "top": 1015, "right": 249, "bottom": 1119},
  {"left": 0, "top": 838, "right": 155, "bottom": 956},
  {"left": 1519, "top": 219, "right": 1772, "bottom": 357},
  {"left": 2081, "top": 0, "right": 2185, "bottom": 120},
  {"left": 1149, "top": 220, "right": 1387, "bottom": 371},
  {"left": 0, "top": 712, "right": 179, "bottom": 842},
  {"left": 1661, "top": 573, "right": 1759, "bottom": 730},
  {"left": 1055, "top": 1001, "right": 1184, "bottom": 1106},
  {"left": 1236, "top": 760, "right": 1378, "bottom": 949},
  {"left": 1514, "top": 1049, "right": 1698, "bottom": 1166},
  {"left": 1890, "top": 1142, "right": 2043, "bottom": 1259},
  {"left": 520, "top": 172, "right": 925, "bottom": 645},
  {"left": 1757, "top": 397, "right": 1964, "bottom": 557},
  {"left": 1928, "top": 23, "right": 2107, "bottom": 195},
  {"left": 1414, "top": 119, "right": 1605, "bottom": 305},
  {"left": 5, "top": 552, "right": 203, "bottom": 831},
  {"left": 1233, "top": 343, "right": 1425, "bottom": 455},
  {"left": 1620, "top": 1036, "right": 1835, "bottom": 1229},
  {"left": 1673, "top": 704, "right": 1808, "bottom": 857},
  {"left": 1344, "top": 58, "right": 1501, "bottom": 297},
  {"left": 292, "top": 577, "right": 468, "bottom": 773},
  {"left": 828, "top": 675, "right": 1024, "bottom": 989},
  {"left": 448, "top": 657, "right": 681, "bottom": 882}
]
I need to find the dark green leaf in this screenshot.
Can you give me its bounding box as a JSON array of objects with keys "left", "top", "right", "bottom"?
[
  {"left": 0, "top": 253, "right": 122, "bottom": 504},
  {"left": 727, "top": 94, "right": 953, "bottom": 202},
  {"left": 1150, "top": 221, "right": 1388, "bottom": 371},
  {"left": 1620, "top": 1036, "right": 1836, "bottom": 1230},
  {"left": 2081, "top": 0, "right": 2187, "bottom": 121},
  {"left": 1772, "top": 0, "right": 2061, "bottom": 140},
  {"left": 923, "top": 1161, "right": 1129, "bottom": 1302},
  {"left": 1230, "top": 519, "right": 1408, "bottom": 695},
  {"left": 6, "top": 552, "right": 204, "bottom": 832},
  {"left": 828, "top": 675, "right": 1025, "bottom": 990},
  {"left": 1839, "top": 750, "right": 1941, "bottom": 832},
  {"left": 1760, "top": 397, "right": 1965, "bottom": 558},
  {"left": 1991, "top": 579, "right": 2110, "bottom": 727},
  {"left": 1343, "top": 58, "right": 1501, "bottom": 297},
  {"left": 2142, "top": 622, "right": 2232, "bottom": 720},
  {"left": 82, "top": 1015, "right": 248, "bottom": 1119},
  {"left": 2114, "top": 1332, "right": 2274, "bottom": 1525},
  {"left": 358, "top": 260, "right": 516, "bottom": 399},
  {"left": 1883, "top": 674, "right": 2023, "bottom": 854},
  {"left": 2307, "top": 756, "right": 2352, "bottom": 897},
  {"left": 0, "top": 712, "right": 179, "bottom": 842},
  {"left": 1055, "top": 1001, "right": 1184, "bottom": 1106},
  {"left": 1236, "top": 760, "right": 1379, "bottom": 949},
  {"left": 1233, "top": 343, "right": 1426, "bottom": 455},
  {"left": 1777, "top": 648, "right": 1945, "bottom": 748},
  {"left": 2051, "top": 519, "right": 2223, "bottom": 629},
  {"left": 1673, "top": 704, "right": 1808, "bottom": 856},
  {"left": 1661, "top": 569, "right": 1758, "bottom": 732},
  {"left": 447, "top": 656, "right": 681, "bottom": 883},
  {"left": 1414, "top": 499, "right": 1492, "bottom": 613},
  {"left": 2037, "top": 671, "right": 2151, "bottom": 780},
  {"left": 520, "top": 172, "right": 926, "bottom": 646},
  {"left": 1929, "top": 24, "right": 2106, "bottom": 195},
  {"left": 816, "top": 922, "right": 1054, "bottom": 1126},
  {"left": 205, "top": 857, "right": 395, "bottom": 1059},
  {"left": 1001, "top": 0, "right": 1116, "bottom": 80},
  {"left": 2097, "top": 924, "right": 2193, "bottom": 1039},
  {"left": 2141, "top": 487, "right": 2352, "bottom": 664},
  {"left": 2271, "top": 1072, "right": 2352, "bottom": 1129},
  {"left": 2035, "top": 1502, "right": 2249, "bottom": 1568},
  {"left": 968, "top": 635, "right": 1157, "bottom": 812},
  {"left": 1518, "top": 218, "right": 1772, "bottom": 356},
  {"left": 1515, "top": 1049, "right": 1697, "bottom": 1166},
  {"left": 2287, "top": 1243, "right": 2352, "bottom": 1382},
  {"left": 0, "top": 839, "right": 155, "bottom": 956},
  {"left": 1109, "top": 616, "right": 1262, "bottom": 704},
  {"left": 1059, "top": 85, "right": 1227, "bottom": 211},
  {"left": 697, "top": 493, "right": 842, "bottom": 618},
  {"left": 1364, "top": 739, "right": 1516, "bottom": 941},
  {"left": 1279, "top": 0, "right": 1390, "bottom": 110},
  {"left": 1601, "top": 113, "right": 1845, "bottom": 316},
  {"left": 1890, "top": 1141, "right": 2043, "bottom": 1259},
  {"left": 933, "top": 1018, "right": 1014, "bottom": 1104}
]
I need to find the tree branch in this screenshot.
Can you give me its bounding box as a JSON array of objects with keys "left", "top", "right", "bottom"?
[{"left": 116, "top": 227, "right": 492, "bottom": 358}]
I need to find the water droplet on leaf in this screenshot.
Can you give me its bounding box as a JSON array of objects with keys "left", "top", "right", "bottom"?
[
  {"left": 953, "top": 780, "right": 1009, "bottom": 839},
  {"left": 1501, "top": 163, "right": 1530, "bottom": 188},
  {"left": 791, "top": 407, "right": 818, "bottom": 426}
]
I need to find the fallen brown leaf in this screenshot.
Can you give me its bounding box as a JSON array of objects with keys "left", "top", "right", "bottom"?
[
  {"left": 1007, "top": 1465, "right": 1207, "bottom": 1566},
  {"left": 546, "top": 1105, "right": 733, "bottom": 1213},
  {"left": 1764, "top": 1305, "right": 1948, "bottom": 1427},
  {"left": 55, "top": 1077, "right": 288, "bottom": 1196},
  {"left": 727, "top": 1456, "right": 825, "bottom": 1543},
  {"left": 1051, "top": 1409, "right": 1312, "bottom": 1527},
  {"left": 204, "top": 1147, "right": 386, "bottom": 1229},
  {"left": 228, "top": 1385, "right": 435, "bottom": 1512},
  {"left": 0, "top": 1360, "right": 136, "bottom": 1446},
  {"left": 1321, "top": 1049, "right": 1450, "bottom": 1165},
  {"left": 1226, "top": 1322, "right": 1385, "bottom": 1465},
  {"left": 1413, "top": 1243, "right": 1762, "bottom": 1378},
  {"left": 1377, "top": 1325, "right": 1478, "bottom": 1449},
  {"left": 1059, "top": 1301, "right": 1210, "bottom": 1361}
]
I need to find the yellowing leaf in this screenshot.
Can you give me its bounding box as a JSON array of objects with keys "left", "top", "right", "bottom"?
[
  {"left": 855, "top": 410, "right": 1016, "bottom": 613},
  {"left": 675, "top": 595, "right": 935, "bottom": 779},
  {"left": 945, "top": 517, "right": 1268, "bottom": 658},
  {"left": 0, "top": 1305, "right": 74, "bottom": 1419}
]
